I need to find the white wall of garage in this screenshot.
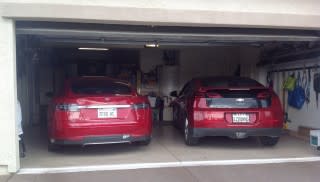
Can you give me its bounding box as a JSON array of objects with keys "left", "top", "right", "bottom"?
[
  {"left": 271, "top": 58, "right": 320, "bottom": 131},
  {"left": 140, "top": 46, "right": 261, "bottom": 91}
]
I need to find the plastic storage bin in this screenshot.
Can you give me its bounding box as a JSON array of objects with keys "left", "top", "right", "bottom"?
[{"left": 310, "top": 130, "right": 320, "bottom": 149}]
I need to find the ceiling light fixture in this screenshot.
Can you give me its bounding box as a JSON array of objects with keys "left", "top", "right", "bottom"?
[
  {"left": 78, "top": 47, "right": 109, "bottom": 51},
  {"left": 144, "top": 42, "right": 159, "bottom": 48}
]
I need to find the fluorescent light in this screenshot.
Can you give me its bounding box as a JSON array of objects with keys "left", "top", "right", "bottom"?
[
  {"left": 144, "top": 43, "right": 159, "bottom": 48},
  {"left": 78, "top": 47, "right": 109, "bottom": 51}
]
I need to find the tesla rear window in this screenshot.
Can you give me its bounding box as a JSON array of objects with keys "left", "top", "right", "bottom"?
[
  {"left": 201, "top": 77, "right": 262, "bottom": 88},
  {"left": 71, "top": 80, "right": 132, "bottom": 95}
]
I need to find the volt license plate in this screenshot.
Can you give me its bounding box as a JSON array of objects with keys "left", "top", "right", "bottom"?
[{"left": 232, "top": 113, "right": 250, "bottom": 123}]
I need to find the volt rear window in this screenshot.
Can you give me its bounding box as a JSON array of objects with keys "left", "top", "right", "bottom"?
[
  {"left": 206, "top": 98, "right": 270, "bottom": 109},
  {"left": 71, "top": 80, "right": 131, "bottom": 95},
  {"left": 204, "top": 89, "right": 271, "bottom": 109}
]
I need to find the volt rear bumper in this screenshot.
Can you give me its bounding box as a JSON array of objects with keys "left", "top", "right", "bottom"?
[{"left": 192, "top": 128, "right": 282, "bottom": 138}]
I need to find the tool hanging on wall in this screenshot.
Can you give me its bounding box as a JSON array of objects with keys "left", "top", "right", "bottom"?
[
  {"left": 266, "top": 71, "right": 274, "bottom": 89},
  {"left": 302, "top": 67, "right": 311, "bottom": 108},
  {"left": 314, "top": 71, "right": 320, "bottom": 108},
  {"left": 282, "top": 72, "right": 289, "bottom": 128}
]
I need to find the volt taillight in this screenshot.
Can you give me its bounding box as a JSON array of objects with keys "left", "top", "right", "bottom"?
[
  {"left": 56, "top": 103, "right": 80, "bottom": 112},
  {"left": 257, "top": 92, "right": 271, "bottom": 99},
  {"left": 257, "top": 91, "right": 272, "bottom": 108},
  {"left": 194, "top": 92, "right": 222, "bottom": 109},
  {"left": 195, "top": 92, "right": 222, "bottom": 98},
  {"left": 206, "top": 92, "right": 223, "bottom": 98}
]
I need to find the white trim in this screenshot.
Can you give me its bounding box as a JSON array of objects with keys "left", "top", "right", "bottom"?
[
  {"left": 83, "top": 141, "right": 130, "bottom": 146},
  {"left": 18, "top": 157, "right": 320, "bottom": 175},
  {"left": 78, "top": 105, "right": 131, "bottom": 109}
]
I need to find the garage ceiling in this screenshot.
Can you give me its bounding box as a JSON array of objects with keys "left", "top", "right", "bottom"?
[{"left": 16, "top": 21, "right": 320, "bottom": 65}]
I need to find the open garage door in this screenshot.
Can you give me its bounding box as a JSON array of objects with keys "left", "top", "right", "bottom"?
[
  {"left": 16, "top": 21, "right": 320, "bottom": 45},
  {"left": 15, "top": 21, "right": 320, "bottom": 172}
]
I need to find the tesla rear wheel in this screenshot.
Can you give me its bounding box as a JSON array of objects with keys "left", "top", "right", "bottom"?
[
  {"left": 139, "top": 138, "right": 151, "bottom": 146},
  {"left": 135, "top": 136, "right": 151, "bottom": 146},
  {"left": 184, "top": 118, "right": 199, "bottom": 146},
  {"left": 259, "top": 136, "right": 279, "bottom": 146},
  {"left": 48, "top": 143, "right": 61, "bottom": 152}
]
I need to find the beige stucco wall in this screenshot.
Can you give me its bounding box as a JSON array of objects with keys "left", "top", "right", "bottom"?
[
  {"left": 0, "top": 0, "right": 319, "bottom": 174},
  {"left": 1, "top": 0, "right": 320, "bottom": 29},
  {"left": 1, "top": 0, "right": 319, "bottom": 15},
  {"left": 0, "top": 18, "right": 19, "bottom": 173}
]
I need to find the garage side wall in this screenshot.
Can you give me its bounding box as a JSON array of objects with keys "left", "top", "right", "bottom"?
[
  {"left": 271, "top": 59, "right": 320, "bottom": 131},
  {"left": 0, "top": 18, "right": 19, "bottom": 173}
]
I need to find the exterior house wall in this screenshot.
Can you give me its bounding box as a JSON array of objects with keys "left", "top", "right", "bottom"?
[
  {"left": 1, "top": 0, "right": 320, "bottom": 29},
  {"left": 0, "top": 0, "right": 319, "bottom": 173},
  {"left": 0, "top": 18, "right": 19, "bottom": 173}
]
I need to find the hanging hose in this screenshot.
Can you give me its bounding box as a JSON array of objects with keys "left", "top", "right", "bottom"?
[{"left": 305, "top": 69, "right": 311, "bottom": 107}]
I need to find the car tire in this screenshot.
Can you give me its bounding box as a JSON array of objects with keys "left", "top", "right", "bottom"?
[
  {"left": 259, "top": 136, "right": 279, "bottom": 146},
  {"left": 135, "top": 137, "right": 151, "bottom": 146},
  {"left": 184, "top": 118, "right": 199, "bottom": 146},
  {"left": 48, "top": 143, "right": 61, "bottom": 152},
  {"left": 172, "top": 107, "right": 179, "bottom": 129}
]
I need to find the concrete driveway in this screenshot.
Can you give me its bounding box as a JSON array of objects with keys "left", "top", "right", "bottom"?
[{"left": 6, "top": 162, "right": 320, "bottom": 182}]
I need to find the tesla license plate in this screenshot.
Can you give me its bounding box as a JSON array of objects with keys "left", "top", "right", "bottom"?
[
  {"left": 232, "top": 113, "right": 250, "bottom": 123},
  {"left": 98, "top": 108, "right": 117, "bottom": 118}
]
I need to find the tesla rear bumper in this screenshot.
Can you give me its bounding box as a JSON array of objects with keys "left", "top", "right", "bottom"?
[
  {"left": 51, "top": 135, "right": 151, "bottom": 146},
  {"left": 192, "top": 128, "right": 282, "bottom": 138}
]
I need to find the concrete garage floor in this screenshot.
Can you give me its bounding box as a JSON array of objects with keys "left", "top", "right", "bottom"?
[{"left": 20, "top": 124, "right": 319, "bottom": 170}]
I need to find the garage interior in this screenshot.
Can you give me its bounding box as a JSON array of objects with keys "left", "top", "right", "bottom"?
[{"left": 15, "top": 21, "right": 320, "bottom": 168}]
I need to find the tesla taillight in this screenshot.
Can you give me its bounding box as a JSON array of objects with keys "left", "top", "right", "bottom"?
[{"left": 56, "top": 103, "right": 80, "bottom": 112}]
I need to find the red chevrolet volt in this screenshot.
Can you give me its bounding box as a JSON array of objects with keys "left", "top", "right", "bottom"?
[
  {"left": 170, "top": 76, "right": 283, "bottom": 146},
  {"left": 47, "top": 77, "right": 152, "bottom": 150}
]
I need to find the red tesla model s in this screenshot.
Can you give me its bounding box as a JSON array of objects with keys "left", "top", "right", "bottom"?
[
  {"left": 47, "top": 77, "right": 152, "bottom": 151},
  {"left": 170, "top": 76, "right": 283, "bottom": 146}
]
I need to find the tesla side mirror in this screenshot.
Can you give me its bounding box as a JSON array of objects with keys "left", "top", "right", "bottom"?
[
  {"left": 170, "top": 91, "right": 178, "bottom": 97},
  {"left": 46, "top": 92, "right": 54, "bottom": 98}
]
